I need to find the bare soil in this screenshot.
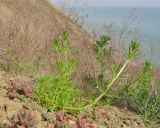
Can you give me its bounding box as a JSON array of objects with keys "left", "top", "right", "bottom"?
[{"left": 0, "top": 71, "right": 159, "bottom": 128}]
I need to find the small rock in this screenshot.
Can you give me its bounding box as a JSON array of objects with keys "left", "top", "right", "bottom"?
[
  {"left": 8, "top": 90, "right": 19, "bottom": 99},
  {"left": 23, "top": 86, "right": 33, "bottom": 96},
  {"left": 123, "top": 119, "right": 130, "bottom": 126}
]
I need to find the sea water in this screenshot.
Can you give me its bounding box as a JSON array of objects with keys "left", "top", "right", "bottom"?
[{"left": 70, "top": 7, "right": 160, "bottom": 65}]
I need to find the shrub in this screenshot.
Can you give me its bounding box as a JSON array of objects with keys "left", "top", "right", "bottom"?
[
  {"left": 85, "top": 35, "right": 113, "bottom": 96},
  {"left": 116, "top": 61, "right": 160, "bottom": 122},
  {"left": 0, "top": 49, "right": 42, "bottom": 77},
  {"left": 34, "top": 31, "right": 82, "bottom": 111},
  {"left": 87, "top": 36, "right": 160, "bottom": 122},
  {"left": 35, "top": 33, "right": 123, "bottom": 112},
  {"left": 84, "top": 36, "right": 140, "bottom": 108}
]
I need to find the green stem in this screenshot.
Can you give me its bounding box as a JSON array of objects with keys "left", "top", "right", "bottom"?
[{"left": 63, "top": 59, "right": 130, "bottom": 110}]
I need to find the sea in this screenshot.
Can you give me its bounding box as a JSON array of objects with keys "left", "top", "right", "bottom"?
[{"left": 68, "top": 7, "right": 160, "bottom": 65}]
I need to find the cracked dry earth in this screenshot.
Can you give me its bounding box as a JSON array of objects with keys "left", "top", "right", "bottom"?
[{"left": 0, "top": 71, "right": 159, "bottom": 128}]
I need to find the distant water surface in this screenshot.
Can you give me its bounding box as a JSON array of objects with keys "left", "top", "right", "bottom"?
[{"left": 69, "top": 7, "right": 160, "bottom": 65}]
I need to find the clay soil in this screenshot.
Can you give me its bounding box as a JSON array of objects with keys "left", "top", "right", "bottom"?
[{"left": 0, "top": 71, "right": 159, "bottom": 128}]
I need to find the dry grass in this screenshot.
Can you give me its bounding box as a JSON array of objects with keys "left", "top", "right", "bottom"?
[
  {"left": 0, "top": 0, "right": 97, "bottom": 84},
  {"left": 0, "top": 0, "right": 159, "bottom": 87}
]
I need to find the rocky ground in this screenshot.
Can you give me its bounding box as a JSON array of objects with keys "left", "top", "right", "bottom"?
[{"left": 0, "top": 71, "right": 159, "bottom": 128}]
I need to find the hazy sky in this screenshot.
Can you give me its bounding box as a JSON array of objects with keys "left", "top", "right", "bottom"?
[{"left": 51, "top": 0, "right": 160, "bottom": 7}]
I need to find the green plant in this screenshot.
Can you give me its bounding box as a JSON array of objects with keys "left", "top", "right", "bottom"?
[
  {"left": 0, "top": 50, "right": 16, "bottom": 72},
  {"left": 64, "top": 38, "right": 139, "bottom": 110},
  {"left": 83, "top": 40, "right": 139, "bottom": 108},
  {"left": 34, "top": 31, "right": 82, "bottom": 111},
  {"left": 85, "top": 35, "right": 112, "bottom": 95},
  {"left": 35, "top": 32, "right": 139, "bottom": 112},
  {"left": 0, "top": 61, "right": 8, "bottom": 71},
  {"left": 131, "top": 62, "right": 160, "bottom": 122},
  {"left": 0, "top": 49, "right": 37, "bottom": 76},
  {"left": 117, "top": 61, "right": 160, "bottom": 122}
]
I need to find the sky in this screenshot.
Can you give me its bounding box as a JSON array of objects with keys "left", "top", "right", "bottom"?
[{"left": 51, "top": 0, "right": 160, "bottom": 7}]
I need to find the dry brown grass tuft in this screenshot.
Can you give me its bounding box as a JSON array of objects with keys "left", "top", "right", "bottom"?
[{"left": 0, "top": 0, "right": 97, "bottom": 84}]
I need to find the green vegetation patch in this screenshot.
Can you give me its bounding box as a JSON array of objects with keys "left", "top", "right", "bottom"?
[{"left": 34, "top": 31, "right": 82, "bottom": 111}]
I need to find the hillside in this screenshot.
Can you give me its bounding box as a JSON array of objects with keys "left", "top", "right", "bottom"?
[
  {"left": 0, "top": 1, "right": 160, "bottom": 128},
  {"left": 0, "top": 0, "right": 96, "bottom": 82},
  {"left": 0, "top": 71, "right": 157, "bottom": 128}
]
